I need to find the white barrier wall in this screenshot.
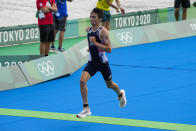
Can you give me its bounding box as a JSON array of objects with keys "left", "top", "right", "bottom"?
[{"left": 0, "top": 65, "right": 28, "bottom": 91}]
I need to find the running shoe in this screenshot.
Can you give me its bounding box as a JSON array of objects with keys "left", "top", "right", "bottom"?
[
  {"left": 119, "top": 89, "right": 127, "bottom": 108},
  {"left": 58, "top": 47, "right": 65, "bottom": 52},
  {"left": 76, "top": 108, "right": 91, "bottom": 118},
  {"left": 49, "top": 46, "right": 56, "bottom": 52}
]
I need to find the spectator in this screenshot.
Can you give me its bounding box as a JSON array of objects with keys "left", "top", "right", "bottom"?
[
  {"left": 50, "top": 0, "right": 73, "bottom": 52},
  {"left": 36, "top": 0, "right": 57, "bottom": 56},
  {"left": 174, "top": 0, "right": 190, "bottom": 21},
  {"left": 96, "top": 0, "right": 125, "bottom": 30}
]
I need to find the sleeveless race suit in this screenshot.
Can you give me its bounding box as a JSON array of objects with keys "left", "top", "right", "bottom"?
[{"left": 83, "top": 26, "right": 112, "bottom": 81}]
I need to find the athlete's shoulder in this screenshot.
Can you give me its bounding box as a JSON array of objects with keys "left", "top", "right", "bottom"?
[
  {"left": 101, "top": 26, "right": 108, "bottom": 31},
  {"left": 86, "top": 26, "right": 92, "bottom": 33},
  {"left": 100, "top": 26, "right": 109, "bottom": 35}
]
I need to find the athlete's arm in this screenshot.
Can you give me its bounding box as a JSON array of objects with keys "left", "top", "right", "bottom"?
[
  {"left": 86, "top": 26, "right": 91, "bottom": 52},
  {"left": 41, "top": 3, "right": 57, "bottom": 13},
  {"left": 106, "top": 0, "right": 119, "bottom": 13},
  {"left": 115, "top": 0, "right": 125, "bottom": 15},
  {"left": 41, "top": 7, "right": 50, "bottom": 13},
  {"left": 50, "top": 3, "right": 57, "bottom": 12},
  {"left": 89, "top": 28, "right": 112, "bottom": 53}
]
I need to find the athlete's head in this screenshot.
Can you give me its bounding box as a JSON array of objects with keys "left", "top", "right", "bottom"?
[{"left": 90, "top": 8, "right": 103, "bottom": 25}]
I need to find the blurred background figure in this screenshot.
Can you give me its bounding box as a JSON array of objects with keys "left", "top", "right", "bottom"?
[
  {"left": 174, "top": 0, "right": 190, "bottom": 21},
  {"left": 36, "top": 0, "right": 57, "bottom": 56},
  {"left": 96, "top": 0, "right": 125, "bottom": 30},
  {"left": 50, "top": 0, "right": 73, "bottom": 52}
]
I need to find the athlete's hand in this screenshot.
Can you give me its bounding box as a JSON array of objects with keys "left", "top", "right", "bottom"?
[
  {"left": 115, "top": 8, "right": 120, "bottom": 13},
  {"left": 89, "top": 36, "right": 96, "bottom": 44},
  {"left": 120, "top": 8, "right": 125, "bottom": 15}
]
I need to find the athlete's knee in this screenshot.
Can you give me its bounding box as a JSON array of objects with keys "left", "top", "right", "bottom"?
[
  {"left": 175, "top": 8, "right": 179, "bottom": 13},
  {"left": 112, "top": 82, "right": 118, "bottom": 88},
  {"left": 107, "top": 82, "right": 118, "bottom": 89},
  {"left": 80, "top": 79, "right": 86, "bottom": 87},
  {"left": 107, "top": 84, "right": 113, "bottom": 88},
  {"left": 182, "top": 8, "right": 187, "bottom": 13}
]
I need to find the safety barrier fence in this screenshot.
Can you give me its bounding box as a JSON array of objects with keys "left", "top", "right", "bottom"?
[
  {"left": 110, "top": 19, "right": 196, "bottom": 48},
  {"left": 0, "top": 55, "right": 42, "bottom": 67},
  {"left": 0, "top": 5, "right": 195, "bottom": 46},
  {"left": 0, "top": 38, "right": 89, "bottom": 91},
  {"left": 0, "top": 18, "right": 196, "bottom": 91}
]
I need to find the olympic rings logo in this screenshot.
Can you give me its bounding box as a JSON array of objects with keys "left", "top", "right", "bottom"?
[
  {"left": 37, "top": 61, "right": 55, "bottom": 77},
  {"left": 117, "top": 31, "right": 133, "bottom": 44}
]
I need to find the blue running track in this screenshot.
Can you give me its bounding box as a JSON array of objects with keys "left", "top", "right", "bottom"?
[{"left": 0, "top": 36, "right": 196, "bottom": 131}]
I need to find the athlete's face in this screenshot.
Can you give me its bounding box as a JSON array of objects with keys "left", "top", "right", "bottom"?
[{"left": 90, "top": 12, "right": 101, "bottom": 26}]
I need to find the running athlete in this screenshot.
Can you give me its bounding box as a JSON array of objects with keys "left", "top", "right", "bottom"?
[
  {"left": 96, "top": 0, "right": 125, "bottom": 30},
  {"left": 76, "top": 8, "right": 127, "bottom": 118}
]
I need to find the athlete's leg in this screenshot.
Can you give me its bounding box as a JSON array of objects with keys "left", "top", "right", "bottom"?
[
  {"left": 101, "top": 20, "right": 110, "bottom": 30},
  {"left": 105, "top": 80, "right": 127, "bottom": 108},
  {"left": 105, "top": 79, "right": 121, "bottom": 96},
  {"left": 40, "top": 42, "right": 46, "bottom": 55},
  {"left": 44, "top": 42, "right": 50, "bottom": 56},
  {"left": 58, "top": 31, "right": 64, "bottom": 48},
  {"left": 50, "top": 15, "right": 58, "bottom": 50},
  {"left": 47, "top": 24, "right": 55, "bottom": 55},
  {"left": 182, "top": 8, "right": 187, "bottom": 20},
  {"left": 174, "top": 0, "right": 180, "bottom": 21},
  {"left": 58, "top": 17, "right": 67, "bottom": 49},
  {"left": 105, "top": 21, "right": 111, "bottom": 30},
  {"left": 182, "top": 0, "right": 190, "bottom": 20},
  {"left": 77, "top": 71, "right": 92, "bottom": 118},
  {"left": 102, "top": 21, "right": 107, "bottom": 29},
  {"left": 39, "top": 25, "right": 49, "bottom": 56},
  {"left": 101, "top": 63, "right": 121, "bottom": 95},
  {"left": 51, "top": 29, "right": 58, "bottom": 47},
  {"left": 175, "top": 8, "right": 180, "bottom": 21},
  {"left": 80, "top": 71, "right": 91, "bottom": 108},
  {"left": 105, "top": 11, "right": 111, "bottom": 30},
  {"left": 101, "top": 10, "right": 111, "bottom": 30}
]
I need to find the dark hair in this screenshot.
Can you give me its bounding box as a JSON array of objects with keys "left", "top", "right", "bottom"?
[{"left": 91, "top": 8, "right": 104, "bottom": 19}]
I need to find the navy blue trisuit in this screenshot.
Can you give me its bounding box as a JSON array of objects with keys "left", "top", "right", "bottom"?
[{"left": 83, "top": 26, "right": 112, "bottom": 81}]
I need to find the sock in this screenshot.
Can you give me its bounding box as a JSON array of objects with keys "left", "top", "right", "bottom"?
[
  {"left": 119, "top": 92, "right": 122, "bottom": 97},
  {"left": 83, "top": 104, "right": 89, "bottom": 108}
]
